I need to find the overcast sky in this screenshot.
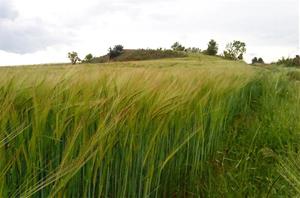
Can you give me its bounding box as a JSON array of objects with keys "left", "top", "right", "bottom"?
[{"left": 0, "top": 0, "right": 299, "bottom": 65}]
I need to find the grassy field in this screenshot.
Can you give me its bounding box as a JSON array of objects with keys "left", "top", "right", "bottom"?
[{"left": 1, "top": 54, "right": 300, "bottom": 197}]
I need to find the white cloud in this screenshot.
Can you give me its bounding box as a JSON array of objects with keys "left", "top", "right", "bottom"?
[
  {"left": 0, "top": 0, "right": 18, "bottom": 19},
  {"left": 0, "top": 18, "right": 74, "bottom": 53},
  {"left": 0, "top": 0, "right": 298, "bottom": 65}
]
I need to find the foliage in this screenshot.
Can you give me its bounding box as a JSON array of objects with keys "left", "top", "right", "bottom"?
[
  {"left": 252, "top": 57, "right": 264, "bottom": 64},
  {"left": 68, "top": 52, "right": 81, "bottom": 64},
  {"left": 277, "top": 55, "right": 300, "bottom": 67},
  {"left": 252, "top": 57, "right": 258, "bottom": 64},
  {"left": 108, "top": 45, "right": 124, "bottom": 59},
  {"left": 186, "top": 47, "right": 202, "bottom": 53},
  {"left": 83, "top": 53, "right": 93, "bottom": 63},
  {"left": 223, "top": 40, "right": 246, "bottom": 60},
  {"left": 258, "top": 57, "right": 264, "bottom": 64},
  {"left": 205, "top": 39, "right": 218, "bottom": 56},
  {"left": 171, "top": 42, "right": 185, "bottom": 51}
]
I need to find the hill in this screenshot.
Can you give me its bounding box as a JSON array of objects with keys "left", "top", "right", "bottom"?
[
  {"left": 0, "top": 54, "right": 300, "bottom": 197},
  {"left": 89, "top": 49, "right": 187, "bottom": 63}
]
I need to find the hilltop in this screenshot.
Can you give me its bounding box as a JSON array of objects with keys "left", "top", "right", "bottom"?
[{"left": 86, "top": 49, "right": 187, "bottom": 63}]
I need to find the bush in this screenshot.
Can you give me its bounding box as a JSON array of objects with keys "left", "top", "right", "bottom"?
[
  {"left": 186, "top": 47, "right": 201, "bottom": 53},
  {"left": 252, "top": 57, "right": 258, "bottom": 64},
  {"left": 258, "top": 58, "right": 264, "bottom": 64},
  {"left": 205, "top": 39, "right": 218, "bottom": 56},
  {"left": 252, "top": 57, "right": 264, "bottom": 65},
  {"left": 277, "top": 56, "right": 300, "bottom": 67},
  {"left": 171, "top": 42, "right": 185, "bottom": 51},
  {"left": 68, "top": 52, "right": 81, "bottom": 65},
  {"left": 294, "top": 55, "right": 300, "bottom": 65},
  {"left": 223, "top": 50, "right": 235, "bottom": 60},
  {"left": 108, "top": 45, "right": 124, "bottom": 59},
  {"left": 223, "top": 41, "right": 246, "bottom": 60},
  {"left": 83, "top": 54, "right": 93, "bottom": 63}
]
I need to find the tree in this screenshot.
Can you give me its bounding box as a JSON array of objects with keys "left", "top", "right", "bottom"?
[
  {"left": 252, "top": 57, "right": 258, "bottom": 64},
  {"left": 258, "top": 57, "right": 264, "bottom": 64},
  {"left": 252, "top": 57, "right": 264, "bottom": 65},
  {"left": 68, "top": 52, "right": 80, "bottom": 64},
  {"left": 171, "top": 42, "right": 185, "bottom": 51},
  {"left": 205, "top": 39, "right": 218, "bottom": 56},
  {"left": 108, "top": 45, "right": 124, "bottom": 59},
  {"left": 84, "top": 53, "right": 93, "bottom": 63},
  {"left": 293, "top": 55, "right": 300, "bottom": 66},
  {"left": 223, "top": 40, "right": 246, "bottom": 60}
]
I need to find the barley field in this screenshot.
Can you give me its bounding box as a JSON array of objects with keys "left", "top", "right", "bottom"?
[{"left": 1, "top": 55, "right": 300, "bottom": 197}]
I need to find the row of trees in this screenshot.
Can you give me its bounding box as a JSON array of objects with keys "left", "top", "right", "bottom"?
[
  {"left": 171, "top": 40, "right": 246, "bottom": 60},
  {"left": 68, "top": 41, "right": 276, "bottom": 66},
  {"left": 68, "top": 40, "right": 247, "bottom": 65},
  {"left": 252, "top": 57, "right": 264, "bottom": 64},
  {"left": 68, "top": 52, "right": 96, "bottom": 64},
  {"left": 277, "top": 55, "right": 300, "bottom": 67},
  {"left": 69, "top": 46, "right": 300, "bottom": 68},
  {"left": 68, "top": 45, "right": 125, "bottom": 64}
]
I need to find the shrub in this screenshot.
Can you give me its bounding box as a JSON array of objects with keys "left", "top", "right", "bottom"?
[
  {"left": 108, "top": 45, "right": 124, "bottom": 59},
  {"left": 171, "top": 42, "right": 185, "bottom": 51},
  {"left": 258, "top": 58, "right": 264, "bottom": 64},
  {"left": 252, "top": 57, "right": 258, "bottom": 65},
  {"left": 205, "top": 39, "right": 218, "bottom": 56},
  {"left": 277, "top": 56, "right": 300, "bottom": 67},
  {"left": 223, "top": 41, "right": 246, "bottom": 60},
  {"left": 186, "top": 47, "right": 201, "bottom": 53},
  {"left": 252, "top": 57, "right": 264, "bottom": 65},
  {"left": 83, "top": 53, "right": 93, "bottom": 63},
  {"left": 68, "top": 52, "right": 81, "bottom": 64},
  {"left": 293, "top": 55, "right": 300, "bottom": 65}
]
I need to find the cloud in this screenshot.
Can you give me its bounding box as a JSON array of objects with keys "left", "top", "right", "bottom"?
[
  {"left": 0, "top": 0, "right": 18, "bottom": 20},
  {"left": 0, "top": 18, "right": 74, "bottom": 54},
  {"left": 0, "top": 0, "right": 298, "bottom": 65},
  {"left": 0, "top": 0, "right": 74, "bottom": 54},
  {"left": 142, "top": 0, "right": 299, "bottom": 47}
]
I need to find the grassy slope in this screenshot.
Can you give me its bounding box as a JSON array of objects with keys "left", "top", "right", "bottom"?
[
  {"left": 0, "top": 54, "right": 300, "bottom": 197},
  {"left": 90, "top": 49, "right": 187, "bottom": 63}
]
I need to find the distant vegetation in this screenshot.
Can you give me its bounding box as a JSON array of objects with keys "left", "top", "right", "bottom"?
[
  {"left": 171, "top": 42, "right": 186, "bottom": 51},
  {"left": 276, "top": 55, "right": 300, "bottom": 67},
  {"left": 67, "top": 39, "right": 249, "bottom": 65},
  {"left": 68, "top": 51, "right": 81, "bottom": 64},
  {"left": 185, "top": 47, "right": 202, "bottom": 53},
  {"left": 108, "top": 45, "right": 124, "bottom": 59},
  {"left": 82, "top": 53, "right": 93, "bottom": 63},
  {"left": 203, "top": 39, "right": 218, "bottom": 56},
  {"left": 111, "top": 49, "right": 187, "bottom": 61},
  {"left": 252, "top": 57, "right": 265, "bottom": 65},
  {"left": 223, "top": 40, "right": 246, "bottom": 60},
  {"left": 67, "top": 40, "right": 300, "bottom": 70},
  {"left": 79, "top": 48, "right": 187, "bottom": 64}
]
